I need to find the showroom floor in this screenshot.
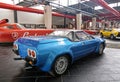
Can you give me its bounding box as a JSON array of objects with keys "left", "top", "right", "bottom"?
[{"left": 0, "top": 38, "right": 120, "bottom": 82}]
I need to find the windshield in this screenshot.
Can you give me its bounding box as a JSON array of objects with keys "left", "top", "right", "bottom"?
[
  {"left": 16, "top": 24, "right": 25, "bottom": 29},
  {"left": 49, "top": 30, "right": 70, "bottom": 37}
]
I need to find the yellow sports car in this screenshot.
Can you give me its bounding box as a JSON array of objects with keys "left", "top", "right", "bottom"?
[{"left": 100, "top": 28, "right": 120, "bottom": 39}]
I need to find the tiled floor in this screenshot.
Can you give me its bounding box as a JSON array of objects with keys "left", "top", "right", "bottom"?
[{"left": 0, "top": 38, "right": 120, "bottom": 82}]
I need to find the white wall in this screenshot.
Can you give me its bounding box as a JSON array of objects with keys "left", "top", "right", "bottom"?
[
  {"left": 0, "top": 8, "right": 72, "bottom": 25},
  {"left": 17, "top": 11, "right": 44, "bottom": 24},
  {"left": 0, "top": 8, "right": 14, "bottom": 23},
  {"left": 0, "top": 0, "right": 13, "bottom": 4},
  {"left": 0, "top": 1, "right": 44, "bottom": 24},
  {"left": 0, "top": 2, "right": 72, "bottom": 25},
  {"left": 0, "top": 0, "right": 23, "bottom": 4},
  {"left": 0, "top": 8, "right": 44, "bottom": 24}
]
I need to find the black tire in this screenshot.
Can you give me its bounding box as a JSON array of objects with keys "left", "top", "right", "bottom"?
[
  {"left": 100, "top": 33, "right": 103, "bottom": 38},
  {"left": 110, "top": 34, "right": 115, "bottom": 39},
  {"left": 51, "top": 55, "right": 69, "bottom": 76},
  {"left": 98, "top": 44, "right": 104, "bottom": 55}
]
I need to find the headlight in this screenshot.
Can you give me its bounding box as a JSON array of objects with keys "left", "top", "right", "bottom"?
[{"left": 27, "top": 49, "right": 36, "bottom": 58}]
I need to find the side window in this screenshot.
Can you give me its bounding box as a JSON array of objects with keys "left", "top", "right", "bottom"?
[
  {"left": 4, "top": 26, "right": 13, "bottom": 29},
  {"left": 73, "top": 32, "right": 79, "bottom": 41},
  {"left": 7, "top": 25, "right": 13, "bottom": 29},
  {"left": 109, "top": 28, "right": 112, "bottom": 31},
  {"left": 104, "top": 28, "right": 112, "bottom": 31},
  {"left": 75, "top": 31, "right": 93, "bottom": 41},
  {"left": 67, "top": 32, "right": 73, "bottom": 41},
  {"left": 104, "top": 28, "right": 108, "bottom": 31},
  {"left": 4, "top": 25, "right": 13, "bottom": 29}
]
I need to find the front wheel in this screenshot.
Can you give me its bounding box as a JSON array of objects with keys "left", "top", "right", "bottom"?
[
  {"left": 51, "top": 55, "right": 69, "bottom": 76},
  {"left": 98, "top": 44, "right": 104, "bottom": 55},
  {"left": 110, "top": 34, "right": 116, "bottom": 39}
]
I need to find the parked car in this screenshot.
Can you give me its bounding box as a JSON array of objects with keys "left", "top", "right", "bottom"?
[
  {"left": 84, "top": 29, "right": 99, "bottom": 35},
  {"left": 13, "top": 30, "right": 106, "bottom": 76},
  {"left": 0, "top": 19, "right": 54, "bottom": 43},
  {"left": 100, "top": 28, "right": 120, "bottom": 39}
]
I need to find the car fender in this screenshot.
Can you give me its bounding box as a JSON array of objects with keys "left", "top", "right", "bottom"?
[
  {"left": 40, "top": 49, "right": 73, "bottom": 72},
  {"left": 111, "top": 30, "right": 118, "bottom": 37},
  {"left": 94, "top": 38, "right": 105, "bottom": 53}
]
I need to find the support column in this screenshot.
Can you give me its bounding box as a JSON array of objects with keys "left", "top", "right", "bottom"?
[
  {"left": 76, "top": 13, "right": 82, "bottom": 30},
  {"left": 99, "top": 22, "right": 102, "bottom": 29},
  {"left": 64, "top": 17, "right": 66, "bottom": 28},
  {"left": 44, "top": 5, "right": 52, "bottom": 29},
  {"left": 117, "top": 22, "right": 119, "bottom": 28},
  {"left": 118, "top": 23, "right": 120, "bottom": 28},
  {"left": 101, "top": 19, "right": 105, "bottom": 29},
  {"left": 115, "top": 22, "right": 119, "bottom": 28},
  {"left": 111, "top": 21, "right": 114, "bottom": 28},
  {"left": 107, "top": 21, "right": 111, "bottom": 28},
  {"left": 14, "top": 11, "right": 18, "bottom": 23},
  {"left": 92, "top": 17, "right": 96, "bottom": 30}
]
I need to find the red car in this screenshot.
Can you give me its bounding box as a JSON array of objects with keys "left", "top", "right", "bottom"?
[
  {"left": 84, "top": 29, "right": 99, "bottom": 35},
  {"left": 0, "top": 19, "right": 54, "bottom": 43}
]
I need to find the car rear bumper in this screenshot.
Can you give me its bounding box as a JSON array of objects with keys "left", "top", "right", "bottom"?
[
  {"left": 13, "top": 49, "right": 37, "bottom": 65},
  {"left": 25, "top": 56, "right": 37, "bottom": 65}
]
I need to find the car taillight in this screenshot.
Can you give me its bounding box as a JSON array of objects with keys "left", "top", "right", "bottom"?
[
  {"left": 13, "top": 44, "right": 18, "bottom": 50},
  {"left": 31, "top": 51, "right": 36, "bottom": 58},
  {"left": 27, "top": 49, "right": 36, "bottom": 58},
  {"left": 28, "top": 49, "right": 31, "bottom": 56}
]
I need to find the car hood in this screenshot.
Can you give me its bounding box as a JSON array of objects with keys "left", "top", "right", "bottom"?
[{"left": 17, "top": 36, "right": 67, "bottom": 46}]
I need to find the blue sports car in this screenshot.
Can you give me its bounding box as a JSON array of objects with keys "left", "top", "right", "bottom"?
[{"left": 13, "top": 30, "right": 106, "bottom": 76}]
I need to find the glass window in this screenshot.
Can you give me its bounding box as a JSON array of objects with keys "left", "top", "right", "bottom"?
[
  {"left": 75, "top": 31, "right": 93, "bottom": 41},
  {"left": 104, "top": 28, "right": 112, "bottom": 31},
  {"left": 16, "top": 24, "right": 25, "bottom": 29},
  {"left": 49, "top": 30, "right": 69, "bottom": 36},
  {"left": 7, "top": 25, "right": 13, "bottom": 29},
  {"left": 67, "top": 32, "right": 73, "bottom": 41},
  {"left": 3, "top": 25, "right": 13, "bottom": 29}
]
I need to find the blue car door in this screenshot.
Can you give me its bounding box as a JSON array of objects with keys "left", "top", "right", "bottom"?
[
  {"left": 84, "top": 39, "right": 98, "bottom": 53},
  {"left": 70, "top": 31, "right": 98, "bottom": 60},
  {"left": 71, "top": 41, "right": 88, "bottom": 60}
]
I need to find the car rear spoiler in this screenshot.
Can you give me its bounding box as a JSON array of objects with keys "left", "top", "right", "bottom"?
[{"left": 0, "top": 19, "right": 9, "bottom": 25}]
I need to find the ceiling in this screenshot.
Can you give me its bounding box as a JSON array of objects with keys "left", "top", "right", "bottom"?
[{"left": 17, "top": 0, "right": 120, "bottom": 21}]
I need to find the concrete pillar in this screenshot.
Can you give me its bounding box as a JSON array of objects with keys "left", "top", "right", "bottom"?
[
  {"left": 99, "top": 22, "right": 102, "bottom": 29},
  {"left": 92, "top": 17, "right": 96, "bottom": 30},
  {"left": 111, "top": 21, "right": 116, "bottom": 28},
  {"left": 101, "top": 19, "right": 105, "bottom": 29},
  {"left": 107, "top": 21, "right": 111, "bottom": 28},
  {"left": 118, "top": 23, "right": 120, "bottom": 28},
  {"left": 76, "top": 13, "right": 82, "bottom": 30},
  {"left": 44, "top": 5, "right": 52, "bottom": 29},
  {"left": 115, "top": 22, "right": 119, "bottom": 28},
  {"left": 64, "top": 17, "right": 66, "bottom": 28},
  {"left": 117, "top": 22, "right": 119, "bottom": 28},
  {"left": 14, "top": 11, "right": 18, "bottom": 23}
]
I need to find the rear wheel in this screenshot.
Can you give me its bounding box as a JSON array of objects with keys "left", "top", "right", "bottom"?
[{"left": 51, "top": 55, "right": 69, "bottom": 76}]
